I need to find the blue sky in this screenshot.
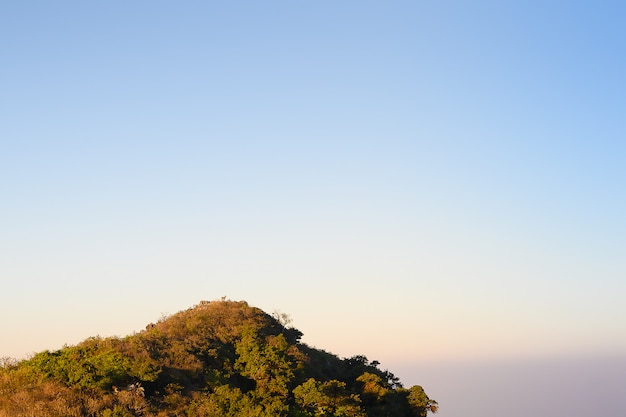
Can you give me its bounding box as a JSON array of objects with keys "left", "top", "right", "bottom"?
[{"left": 1, "top": 1, "right": 625, "bottom": 415}]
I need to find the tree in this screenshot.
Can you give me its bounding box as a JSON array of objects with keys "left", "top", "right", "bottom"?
[
  {"left": 293, "top": 378, "right": 365, "bottom": 417},
  {"left": 234, "top": 326, "right": 296, "bottom": 415},
  {"left": 406, "top": 385, "right": 439, "bottom": 416}
]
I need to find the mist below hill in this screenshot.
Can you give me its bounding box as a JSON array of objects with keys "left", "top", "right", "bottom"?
[{"left": 391, "top": 355, "right": 626, "bottom": 417}]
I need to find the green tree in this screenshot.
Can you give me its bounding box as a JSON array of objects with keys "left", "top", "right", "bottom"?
[
  {"left": 406, "top": 385, "right": 439, "bottom": 416},
  {"left": 187, "top": 386, "right": 264, "bottom": 417},
  {"left": 235, "top": 328, "right": 295, "bottom": 399},
  {"left": 293, "top": 378, "right": 365, "bottom": 417}
]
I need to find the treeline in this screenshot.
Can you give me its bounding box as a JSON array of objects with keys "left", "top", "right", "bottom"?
[{"left": 0, "top": 299, "right": 438, "bottom": 417}]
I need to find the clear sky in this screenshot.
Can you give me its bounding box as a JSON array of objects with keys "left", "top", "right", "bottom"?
[{"left": 1, "top": 1, "right": 625, "bottom": 415}]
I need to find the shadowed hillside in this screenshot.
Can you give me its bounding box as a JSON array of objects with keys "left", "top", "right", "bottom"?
[{"left": 0, "top": 299, "right": 438, "bottom": 417}]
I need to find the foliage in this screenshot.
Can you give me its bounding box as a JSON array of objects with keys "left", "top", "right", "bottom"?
[
  {"left": 293, "top": 378, "right": 365, "bottom": 417},
  {"left": 0, "top": 299, "right": 438, "bottom": 416}
]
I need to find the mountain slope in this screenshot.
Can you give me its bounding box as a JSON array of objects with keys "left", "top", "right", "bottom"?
[{"left": 0, "top": 299, "right": 438, "bottom": 417}]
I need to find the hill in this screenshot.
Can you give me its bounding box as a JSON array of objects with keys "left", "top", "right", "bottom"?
[{"left": 0, "top": 299, "right": 438, "bottom": 417}]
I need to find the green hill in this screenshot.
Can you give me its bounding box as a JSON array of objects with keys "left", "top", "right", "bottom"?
[{"left": 0, "top": 299, "right": 438, "bottom": 417}]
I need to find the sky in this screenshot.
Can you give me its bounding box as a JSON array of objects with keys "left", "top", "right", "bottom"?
[{"left": 1, "top": 1, "right": 625, "bottom": 415}]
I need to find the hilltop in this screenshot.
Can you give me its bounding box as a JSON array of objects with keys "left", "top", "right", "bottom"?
[{"left": 0, "top": 299, "right": 437, "bottom": 417}]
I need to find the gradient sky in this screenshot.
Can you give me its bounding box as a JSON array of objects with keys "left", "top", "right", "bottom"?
[{"left": 1, "top": 2, "right": 625, "bottom": 415}]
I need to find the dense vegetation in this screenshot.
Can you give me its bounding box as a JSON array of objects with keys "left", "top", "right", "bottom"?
[{"left": 0, "top": 299, "right": 438, "bottom": 417}]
